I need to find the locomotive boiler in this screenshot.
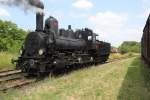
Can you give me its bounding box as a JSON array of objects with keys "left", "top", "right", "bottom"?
[{"left": 14, "top": 1, "right": 111, "bottom": 76}]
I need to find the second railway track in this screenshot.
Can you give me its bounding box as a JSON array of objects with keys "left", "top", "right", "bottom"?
[
  {"left": 0, "top": 70, "right": 22, "bottom": 78},
  {"left": 0, "top": 70, "right": 23, "bottom": 83},
  {"left": 0, "top": 78, "right": 37, "bottom": 91}
]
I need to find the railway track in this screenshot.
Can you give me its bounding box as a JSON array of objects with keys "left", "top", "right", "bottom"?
[
  {"left": 0, "top": 78, "right": 36, "bottom": 91},
  {"left": 0, "top": 70, "right": 37, "bottom": 92},
  {"left": 107, "top": 56, "right": 136, "bottom": 63},
  {"left": 0, "top": 70, "right": 22, "bottom": 78}
]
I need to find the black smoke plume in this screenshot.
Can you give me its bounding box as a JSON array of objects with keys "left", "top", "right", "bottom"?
[{"left": 0, "top": 0, "right": 44, "bottom": 13}]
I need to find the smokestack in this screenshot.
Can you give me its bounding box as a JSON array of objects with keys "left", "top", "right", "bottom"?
[
  {"left": 68, "top": 25, "right": 72, "bottom": 30},
  {"left": 35, "top": 1, "right": 44, "bottom": 32},
  {"left": 36, "top": 13, "right": 44, "bottom": 32},
  {"left": 28, "top": 0, "right": 44, "bottom": 32}
]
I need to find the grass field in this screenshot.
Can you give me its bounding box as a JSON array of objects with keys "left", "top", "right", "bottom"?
[
  {"left": 1, "top": 57, "right": 150, "bottom": 100},
  {"left": 0, "top": 52, "right": 16, "bottom": 70}
]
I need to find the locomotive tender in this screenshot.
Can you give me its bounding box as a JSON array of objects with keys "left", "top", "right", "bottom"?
[
  {"left": 141, "top": 14, "right": 150, "bottom": 65},
  {"left": 15, "top": 1, "right": 111, "bottom": 75}
]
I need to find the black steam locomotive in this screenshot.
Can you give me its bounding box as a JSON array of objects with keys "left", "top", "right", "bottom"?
[{"left": 15, "top": 3, "right": 111, "bottom": 76}]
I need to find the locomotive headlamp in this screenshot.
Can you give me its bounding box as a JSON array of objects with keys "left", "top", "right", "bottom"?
[{"left": 39, "top": 49, "right": 44, "bottom": 55}]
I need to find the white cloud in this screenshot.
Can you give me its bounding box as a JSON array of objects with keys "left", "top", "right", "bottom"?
[
  {"left": 88, "top": 11, "right": 141, "bottom": 46},
  {"left": 137, "top": 9, "right": 150, "bottom": 19},
  {"left": 143, "top": 9, "right": 150, "bottom": 18},
  {"left": 143, "top": 0, "right": 150, "bottom": 7},
  {"left": 0, "top": 8, "right": 10, "bottom": 16},
  {"left": 89, "top": 11, "right": 127, "bottom": 35},
  {"left": 143, "top": 0, "right": 150, "bottom": 3},
  {"left": 142, "top": 0, "right": 150, "bottom": 18},
  {"left": 73, "top": 0, "right": 93, "bottom": 9},
  {"left": 69, "top": 12, "right": 88, "bottom": 19}
]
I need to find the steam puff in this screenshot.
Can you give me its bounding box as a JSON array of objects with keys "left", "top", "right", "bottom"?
[{"left": 0, "top": 0, "right": 44, "bottom": 13}]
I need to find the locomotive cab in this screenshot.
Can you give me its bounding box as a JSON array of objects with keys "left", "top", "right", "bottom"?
[{"left": 80, "top": 28, "right": 97, "bottom": 49}]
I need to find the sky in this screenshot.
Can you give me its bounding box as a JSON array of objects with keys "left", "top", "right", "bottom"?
[{"left": 0, "top": 0, "right": 150, "bottom": 47}]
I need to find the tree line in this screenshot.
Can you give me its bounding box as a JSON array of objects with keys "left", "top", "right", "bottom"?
[
  {"left": 0, "top": 20, "right": 27, "bottom": 53},
  {"left": 119, "top": 41, "right": 141, "bottom": 54}
]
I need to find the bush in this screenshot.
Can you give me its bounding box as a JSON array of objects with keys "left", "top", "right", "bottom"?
[
  {"left": 119, "top": 41, "right": 141, "bottom": 54},
  {"left": 0, "top": 20, "right": 27, "bottom": 53}
]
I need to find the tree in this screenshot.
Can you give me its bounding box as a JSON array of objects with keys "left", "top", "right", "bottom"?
[
  {"left": 119, "top": 41, "right": 141, "bottom": 54},
  {"left": 0, "top": 20, "right": 27, "bottom": 53}
]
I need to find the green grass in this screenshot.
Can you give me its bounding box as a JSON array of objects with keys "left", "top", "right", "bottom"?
[
  {"left": 118, "top": 57, "right": 150, "bottom": 100},
  {"left": 0, "top": 52, "right": 16, "bottom": 70},
  {"left": 1, "top": 57, "right": 150, "bottom": 100}
]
